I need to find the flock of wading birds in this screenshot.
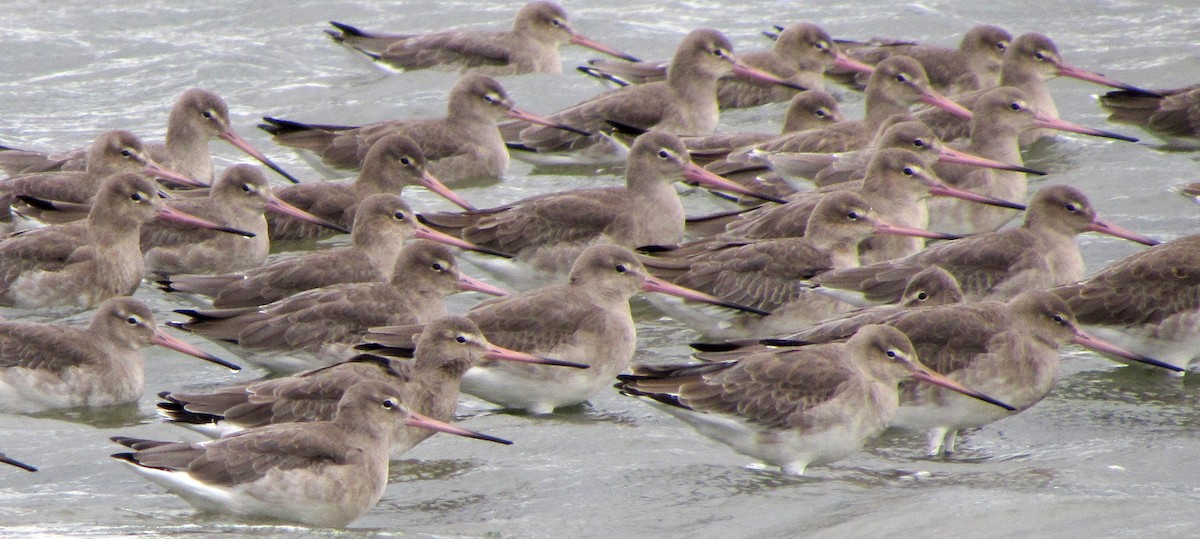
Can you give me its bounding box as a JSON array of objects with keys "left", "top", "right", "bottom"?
[{"left": 2, "top": 0, "right": 1200, "bottom": 528}]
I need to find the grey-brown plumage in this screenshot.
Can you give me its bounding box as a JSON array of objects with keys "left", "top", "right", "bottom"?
[
  {"left": 507, "top": 29, "right": 765, "bottom": 159},
  {"left": 0, "top": 131, "right": 156, "bottom": 218},
  {"left": 328, "top": 1, "right": 636, "bottom": 75},
  {"left": 829, "top": 25, "right": 1011, "bottom": 93},
  {"left": 140, "top": 165, "right": 275, "bottom": 275},
  {"left": 916, "top": 33, "right": 1147, "bottom": 145},
  {"left": 170, "top": 240, "right": 485, "bottom": 373},
  {"left": 1052, "top": 233, "right": 1200, "bottom": 373},
  {"left": 1099, "top": 84, "right": 1200, "bottom": 147},
  {"left": 364, "top": 245, "right": 656, "bottom": 414},
  {"left": 260, "top": 74, "right": 542, "bottom": 184},
  {"left": 0, "top": 297, "right": 237, "bottom": 413},
  {"left": 0, "top": 173, "right": 194, "bottom": 308},
  {"left": 927, "top": 86, "right": 1039, "bottom": 234},
  {"left": 420, "top": 132, "right": 726, "bottom": 282},
  {"left": 813, "top": 185, "right": 1158, "bottom": 305},
  {"left": 641, "top": 191, "right": 880, "bottom": 338},
  {"left": 702, "top": 148, "right": 947, "bottom": 264},
  {"left": 267, "top": 134, "right": 472, "bottom": 242},
  {"left": 160, "top": 194, "right": 417, "bottom": 308},
  {"left": 682, "top": 90, "right": 845, "bottom": 164},
  {"left": 583, "top": 22, "right": 844, "bottom": 109},
  {"left": 158, "top": 316, "right": 500, "bottom": 457},
  {"left": 113, "top": 380, "right": 507, "bottom": 528},
  {"left": 617, "top": 324, "right": 999, "bottom": 474}
]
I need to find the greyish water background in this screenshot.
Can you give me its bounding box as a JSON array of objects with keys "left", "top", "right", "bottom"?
[{"left": 1, "top": 0, "right": 1200, "bottom": 537}]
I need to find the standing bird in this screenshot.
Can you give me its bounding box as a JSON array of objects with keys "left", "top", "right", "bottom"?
[
  {"left": 420, "top": 131, "right": 781, "bottom": 288},
  {"left": 111, "top": 380, "right": 511, "bottom": 528},
  {"left": 327, "top": 1, "right": 638, "bottom": 75},
  {"left": 0, "top": 297, "right": 240, "bottom": 413},
  {"left": 361, "top": 244, "right": 762, "bottom": 415},
  {"left": 617, "top": 324, "right": 1012, "bottom": 475},
  {"left": 267, "top": 134, "right": 475, "bottom": 243},
  {"left": 140, "top": 165, "right": 346, "bottom": 276},
  {"left": 0, "top": 173, "right": 252, "bottom": 309},
  {"left": 260, "top": 74, "right": 582, "bottom": 184}
]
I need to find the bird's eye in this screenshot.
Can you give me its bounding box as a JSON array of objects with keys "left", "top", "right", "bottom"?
[
  {"left": 712, "top": 49, "right": 723, "bottom": 57},
  {"left": 130, "top": 193, "right": 144, "bottom": 201},
  {"left": 917, "top": 292, "right": 929, "bottom": 301},
  {"left": 657, "top": 150, "right": 670, "bottom": 159},
  {"left": 902, "top": 167, "right": 916, "bottom": 176},
  {"left": 895, "top": 74, "right": 908, "bottom": 83},
  {"left": 1034, "top": 51, "right": 1047, "bottom": 61},
  {"left": 431, "top": 262, "right": 445, "bottom": 271},
  {"left": 847, "top": 211, "right": 860, "bottom": 220},
  {"left": 120, "top": 149, "right": 133, "bottom": 157},
  {"left": 815, "top": 41, "right": 828, "bottom": 51},
  {"left": 381, "top": 399, "right": 396, "bottom": 409},
  {"left": 241, "top": 184, "right": 253, "bottom": 192},
  {"left": 997, "top": 42, "right": 1008, "bottom": 50},
  {"left": 399, "top": 157, "right": 412, "bottom": 166},
  {"left": 455, "top": 335, "right": 468, "bottom": 343},
  {"left": 912, "top": 138, "right": 927, "bottom": 148},
  {"left": 551, "top": 19, "right": 562, "bottom": 27},
  {"left": 1064, "top": 203, "right": 1079, "bottom": 212},
  {"left": 885, "top": 350, "right": 898, "bottom": 358},
  {"left": 615, "top": 264, "right": 627, "bottom": 273},
  {"left": 815, "top": 109, "right": 829, "bottom": 118},
  {"left": 202, "top": 110, "right": 215, "bottom": 119},
  {"left": 125, "top": 316, "right": 139, "bottom": 325},
  {"left": 1009, "top": 102, "right": 1022, "bottom": 111},
  {"left": 1051, "top": 314, "right": 1067, "bottom": 325}
]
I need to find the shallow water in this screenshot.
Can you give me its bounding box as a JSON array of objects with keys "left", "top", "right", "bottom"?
[{"left": 2, "top": 0, "right": 1200, "bottom": 537}]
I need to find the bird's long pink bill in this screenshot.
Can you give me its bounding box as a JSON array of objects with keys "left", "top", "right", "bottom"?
[
  {"left": 641, "top": 275, "right": 770, "bottom": 316},
  {"left": 413, "top": 224, "right": 515, "bottom": 258},
  {"left": 731, "top": 61, "right": 807, "bottom": 91},
  {"left": 1056, "top": 63, "right": 1162, "bottom": 96},
  {"left": 417, "top": 170, "right": 476, "bottom": 211},
  {"left": 683, "top": 163, "right": 787, "bottom": 204},
  {"left": 456, "top": 274, "right": 510, "bottom": 297},
  {"left": 570, "top": 33, "right": 640, "bottom": 62},
  {"left": 1033, "top": 114, "right": 1139, "bottom": 143},
  {"left": 0, "top": 454, "right": 36, "bottom": 472},
  {"left": 1072, "top": 329, "right": 1183, "bottom": 372},
  {"left": 938, "top": 147, "right": 1046, "bottom": 176},
  {"left": 921, "top": 90, "right": 974, "bottom": 120},
  {"left": 265, "top": 196, "right": 350, "bottom": 234},
  {"left": 145, "top": 163, "right": 210, "bottom": 188},
  {"left": 218, "top": 129, "right": 303, "bottom": 184},
  {"left": 156, "top": 205, "right": 257, "bottom": 237},
  {"left": 404, "top": 411, "right": 512, "bottom": 445},
  {"left": 873, "top": 220, "right": 961, "bottom": 240},
  {"left": 926, "top": 182, "right": 1027, "bottom": 210},
  {"left": 832, "top": 52, "right": 875, "bottom": 74},
  {"left": 507, "top": 108, "right": 592, "bottom": 137},
  {"left": 911, "top": 368, "right": 1016, "bottom": 411},
  {"left": 484, "top": 342, "right": 590, "bottom": 369},
  {"left": 1086, "top": 218, "right": 1159, "bottom": 246},
  {"left": 151, "top": 328, "right": 242, "bottom": 371}
]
